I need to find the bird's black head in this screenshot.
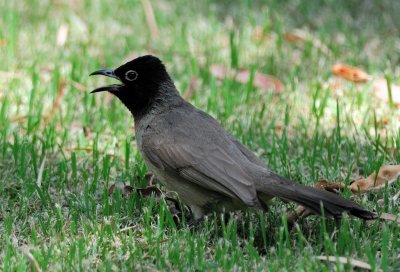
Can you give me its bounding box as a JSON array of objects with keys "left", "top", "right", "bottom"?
[{"left": 90, "top": 55, "right": 177, "bottom": 116}]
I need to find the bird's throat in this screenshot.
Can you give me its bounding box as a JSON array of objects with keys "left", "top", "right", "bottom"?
[{"left": 113, "top": 81, "right": 183, "bottom": 121}]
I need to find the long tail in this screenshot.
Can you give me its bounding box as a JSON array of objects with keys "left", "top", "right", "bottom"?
[{"left": 258, "top": 173, "right": 376, "bottom": 219}]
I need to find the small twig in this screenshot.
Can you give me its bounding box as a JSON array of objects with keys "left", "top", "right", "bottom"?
[
  {"left": 315, "top": 255, "right": 374, "bottom": 271},
  {"left": 119, "top": 225, "right": 137, "bottom": 233}
]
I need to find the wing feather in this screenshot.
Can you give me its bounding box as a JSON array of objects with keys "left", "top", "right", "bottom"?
[
  {"left": 140, "top": 106, "right": 259, "bottom": 206},
  {"left": 143, "top": 143, "right": 258, "bottom": 205}
]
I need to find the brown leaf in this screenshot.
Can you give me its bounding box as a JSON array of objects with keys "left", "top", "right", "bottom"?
[
  {"left": 287, "top": 205, "right": 312, "bottom": 228},
  {"left": 373, "top": 78, "right": 400, "bottom": 105},
  {"left": 210, "top": 65, "right": 283, "bottom": 93},
  {"left": 350, "top": 165, "right": 400, "bottom": 193},
  {"left": 379, "top": 212, "right": 400, "bottom": 224},
  {"left": 284, "top": 32, "right": 305, "bottom": 43},
  {"left": 284, "top": 29, "right": 330, "bottom": 55},
  {"left": 315, "top": 179, "right": 346, "bottom": 193},
  {"left": 331, "top": 64, "right": 371, "bottom": 83},
  {"left": 288, "top": 165, "right": 400, "bottom": 226},
  {"left": 315, "top": 256, "right": 372, "bottom": 270},
  {"left": 313, "top": 165, "right": 400, "bottom": 193}
]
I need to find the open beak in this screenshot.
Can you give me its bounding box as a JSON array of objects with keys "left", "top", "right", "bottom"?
[{"left": 89, "top": 69, "right": 123, "bottom": 93}]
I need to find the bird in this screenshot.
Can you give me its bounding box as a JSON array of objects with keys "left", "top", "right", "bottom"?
[{"left": 90, "top": 55, "right": 375, "bottom": 221}]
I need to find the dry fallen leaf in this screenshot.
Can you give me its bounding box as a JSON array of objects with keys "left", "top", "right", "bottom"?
[
  {"left": 350, "top": 165, "right": 400, "bottom": 193},
  {"left": 288, "top": 165, "right": 400, "bottom": 226},
  {"left": 373, "top": 78, "right": 400, "bottom": 105},
  {"left": 379, "top": 213, "right": 400, "bottom": 224},
  {"left": 287, "top": 205, "right": 312, "bottom": 228},
  {"left": 210, "top": 65, "right": 283, "bottom": 93},
  {"left": 315, "top": 179, "right": 346, "bottom": 193},
  {"left": 284, "top": 29, "right": 330, "bottom": 55},
  {"left": 313, "top": 165, "right": 400, "bottom": 193},
  {"left": 284, "top": 32, "right": 306, "bottom": 44},
  {"left": 331, "top": 64, "right": 371, "bottom": 83},
  {"left": 315, "top": 256, "right": 373, "bottom": 270}
]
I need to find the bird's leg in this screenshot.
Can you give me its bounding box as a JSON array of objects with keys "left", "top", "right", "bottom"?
[
  {"left": 185, "top": 205, "right": 207, "bottom": 229},
  {"left": 287, "top": 205, "right": 313, "bottom": 229}
]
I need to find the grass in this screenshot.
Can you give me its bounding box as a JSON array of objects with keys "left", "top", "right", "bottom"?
[{"left": 1, "top": 0, "right": 400, "bottom": 270}]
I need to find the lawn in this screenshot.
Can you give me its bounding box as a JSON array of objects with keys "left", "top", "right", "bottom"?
[{"left": 1, "top": 0, "right": 399, "bottom": 270}]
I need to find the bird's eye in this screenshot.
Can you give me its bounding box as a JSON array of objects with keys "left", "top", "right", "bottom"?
[{"left": 125, "top": 70, "right": 138, "bottom": 81}]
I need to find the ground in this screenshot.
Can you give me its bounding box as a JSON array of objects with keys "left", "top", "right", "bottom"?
[{"left": 1, "top": 0, "right": 399, "bottom": 270}]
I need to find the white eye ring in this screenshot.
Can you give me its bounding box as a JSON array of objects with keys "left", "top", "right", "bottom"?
[{"left": 125, "top": 70, "right": 138, "bottom": 81}]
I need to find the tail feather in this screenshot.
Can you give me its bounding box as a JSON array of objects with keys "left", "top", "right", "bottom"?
[{"left": 260, "top": 174, "right": 376, "bottom": 219}]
